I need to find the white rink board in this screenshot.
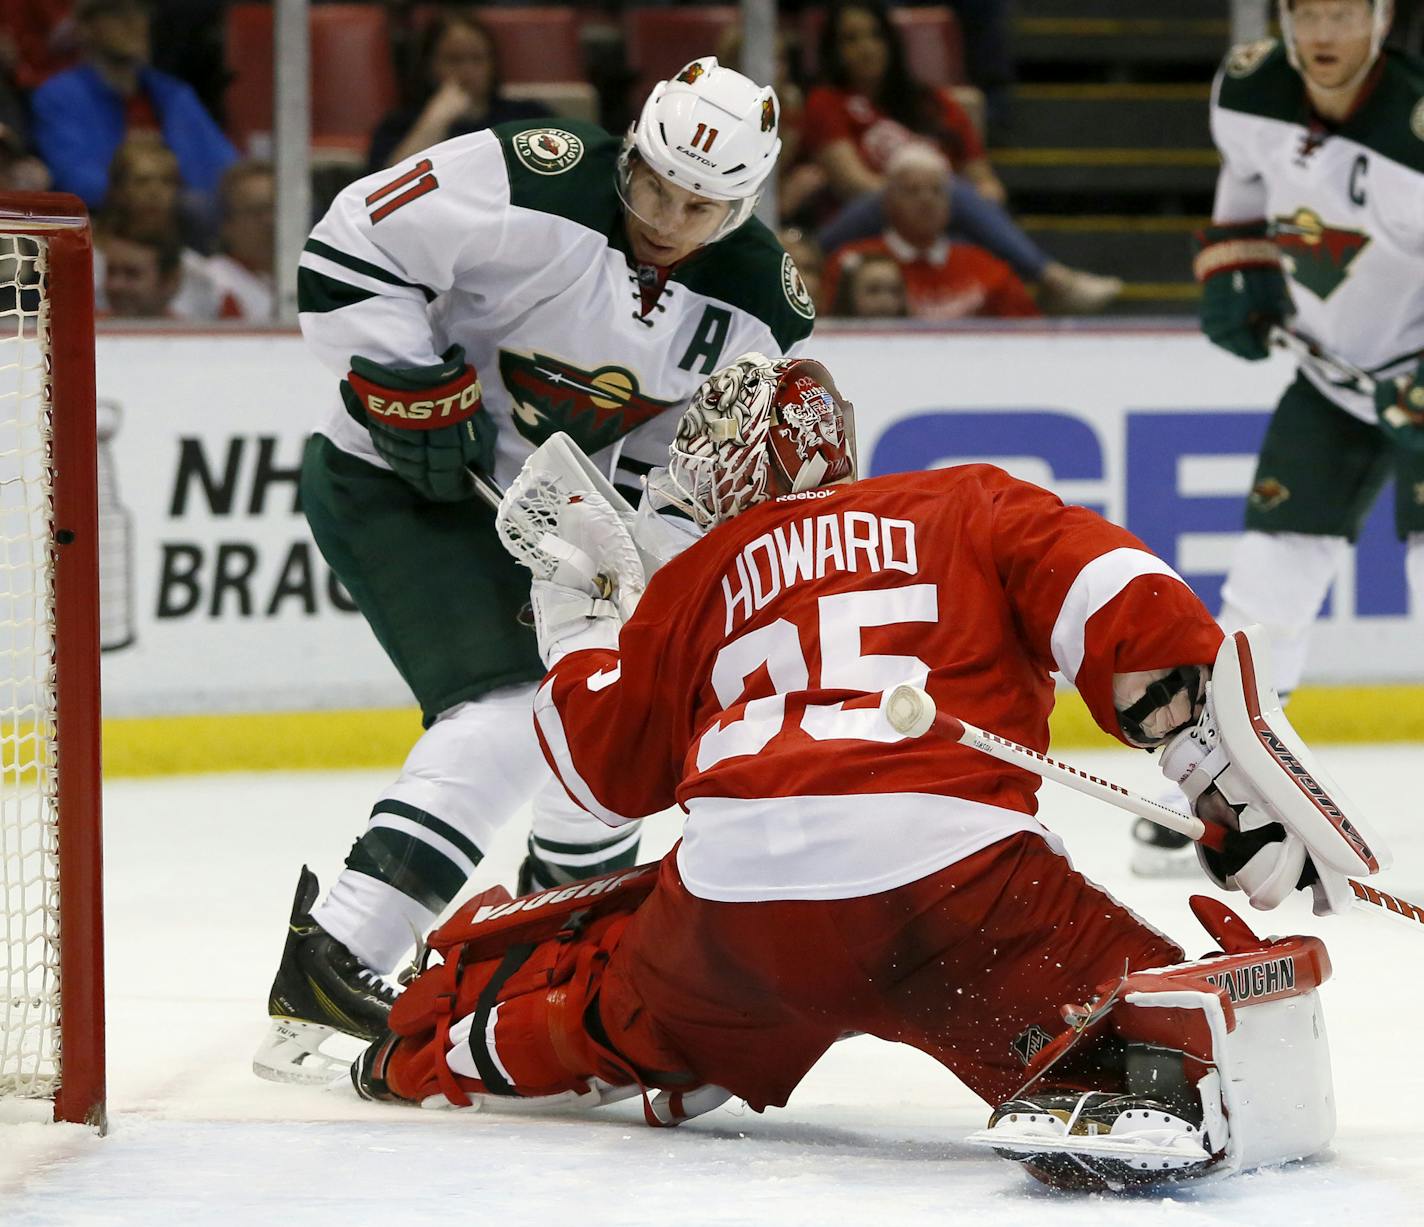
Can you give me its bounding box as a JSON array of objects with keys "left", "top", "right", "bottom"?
[{"left": 74, "top": 325, "right": 1424, "bottom": 716}]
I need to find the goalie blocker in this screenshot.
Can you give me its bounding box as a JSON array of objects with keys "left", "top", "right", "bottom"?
[{"left": 1160, "top": 626, "right": 1389, "bottom": 915}]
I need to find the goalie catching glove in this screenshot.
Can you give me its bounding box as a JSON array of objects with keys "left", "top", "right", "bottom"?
[
  {"left": 1193, "top": 221, "right": 1291, "bottom": 362},
  {"left": 496, "top": 433, "right": 648, "bottom": 666},
  {"left": 1159, "top": 625, "right": 1390, "bottom": 915},
  {"left": 342, "top": 344, "right": 496, "bottom": 502}
]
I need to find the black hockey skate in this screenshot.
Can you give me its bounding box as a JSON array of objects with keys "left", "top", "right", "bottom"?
[
  {"left": 252, "top": 865, "right": 401, "bottom": 1086},
  {"left": 970, "top": 1089, "right": 1214, "bottom": 1192},
  {"left": 350, "top": 1030, "right": 407, "bottom": 1104}
]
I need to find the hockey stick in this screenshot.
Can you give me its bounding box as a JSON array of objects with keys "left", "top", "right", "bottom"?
[
  {"left": 881, "top": 684, "right": 1424, "bottom": 932},
  {"left": 1267, "top": 324, "right": 1377, "bottom": 396},
  {"left": 467, "top": 464, "right": 505, "bottom": 512}
]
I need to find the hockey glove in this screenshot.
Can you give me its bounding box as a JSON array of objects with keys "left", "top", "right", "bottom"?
[
  {"left": 1373, "top": 359, "right": 1424, "bottom": 454},
  {"left": 341, "top": 344, "right": 496, "bottom": 502},
  {"left": 1193, "top": 221, "right": 1291, "bottom": 362},
  {"left": 1159, "top": 626, "right": 1388, "bottom": 916}
]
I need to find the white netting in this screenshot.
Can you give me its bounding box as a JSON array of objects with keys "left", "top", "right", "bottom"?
[{"left": 0, "top": 232, "right": 61, "bottom": 1102}]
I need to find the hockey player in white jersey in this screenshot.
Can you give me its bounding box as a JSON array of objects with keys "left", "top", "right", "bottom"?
[
  {"left": 1134, "top": 0, "right": 1424, "bottom": 875},
  {"left": 253, "top": 58, "right": 814, "bottom": 1083}
]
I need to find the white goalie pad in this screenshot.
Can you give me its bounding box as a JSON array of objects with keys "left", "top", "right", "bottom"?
[
  {"left": 496, "top": 433, "right": 647, "bottom": 620},
  {"left": 1161, "top": 626, "right": 1389, "bottom": 913},
  {"left": 968, "top": 905, "right": 1338, "bottom": 1186}
]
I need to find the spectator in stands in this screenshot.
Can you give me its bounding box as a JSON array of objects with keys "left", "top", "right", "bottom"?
[
  {"left": 206, "top": 159, "right": 275, "bottom": 321},
  {"left": 1, "top": 0, "right": 78, "bottom": 92},
  {"left": 778, "top": 225, "right": 825, "bottom": 314},
  {"left": 29, "top": 0, "right": 236, "bottom": 212},
  {"left": 368, "top": 10, "right": 552, "bottom": 173},
  {"left": 829, "top": 249, "right": 908, "bottom": 319},
  {"left": 1, "top": 37, "right": 51, "bottom": 191},
  {"left": 716, "top": 26, "right": 830, "bottom": 226},
  {"left": 99, "top": 222, "right": 181, "bottom": 318},
  {"left": 805, "top": 0, "right": 1121, "bottom": 314},
  {"left": 95, "top": 135, "right": 219, "bottom": 319},
  {"left": 824, "top": 144, "right": 1039, "bottom": 319}
]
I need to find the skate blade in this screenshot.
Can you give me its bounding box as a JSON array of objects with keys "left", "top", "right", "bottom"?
[
  {"left": 1129, "top": 852, "right": 1201, "bottom": 880},
  {"left": 252, "top": 1017, "right": 367, "bottom": 1086},
  {"left": 965, "top": 1124, "right": 1209, "bottom": 1163}
]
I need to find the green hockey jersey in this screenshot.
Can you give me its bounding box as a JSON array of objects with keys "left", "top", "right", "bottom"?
[
  {"left": 298, "top": 119, "right": 815, "bottom": 488},
  {"left": 1210, "top": 40, "right": 1424, "bottom": 421}
]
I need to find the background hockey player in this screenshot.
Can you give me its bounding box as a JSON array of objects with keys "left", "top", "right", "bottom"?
[
  {"left": 254, "top": 58, "right": 816, "bottom": 1084},
  {"left": 1134, "top": 0, "right": 1424, "bottom": 874},
  {"left": 349, "top": 354, "right": 1383, "bottom": 1191}
]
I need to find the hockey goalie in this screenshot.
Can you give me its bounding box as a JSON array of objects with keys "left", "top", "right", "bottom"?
[{"left": 346, "top": 354, "right": 1388, "bottom": 1192}]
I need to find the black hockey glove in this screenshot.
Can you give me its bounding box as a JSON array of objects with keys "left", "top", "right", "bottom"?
[
  {"left": 1193, "top": 221, "right": 1292, "bottom": 362},
  {"left": 341, "top": 344, "right": 497, "bottom": 502},
  {"left": 1374, "top": 359, "right": 1424, "bottom": 454}
]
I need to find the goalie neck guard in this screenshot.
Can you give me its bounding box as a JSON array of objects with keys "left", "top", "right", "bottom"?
[
  {"left": 616, "top": 57, "right": 782, "bottom": 243},
  {"left": 667, "top": 353, "right": 857, "bottom": 527}
]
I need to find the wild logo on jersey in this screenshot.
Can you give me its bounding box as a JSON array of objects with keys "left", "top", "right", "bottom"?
[
  {"left": 499, "top": 350, "right": 678, "bottom": 453},
  {"left": 1272, "top": 208, "right": 1370, "bottom": 301}
]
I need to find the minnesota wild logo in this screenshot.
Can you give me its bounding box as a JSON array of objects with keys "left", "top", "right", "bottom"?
[
  {"left": 1272, "top": 208, "right": 1370, "bottom": 300},
  {"left": 499, "top": 351, "right": 678, "bottom": 453}
]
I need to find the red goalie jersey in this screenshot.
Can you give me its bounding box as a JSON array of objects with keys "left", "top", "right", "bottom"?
[{"left": 535, "top": 465, "right": 1224, "bottom": 902}]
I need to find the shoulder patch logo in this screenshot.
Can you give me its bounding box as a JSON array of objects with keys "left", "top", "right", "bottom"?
[
  {"left": 512, "top": 128, "right": 585, "bottom": 176},
  {"left": 1412, "top": 99, "right": 1424, "bottom": 142},
  {"left": 782, "top": 251, "right": 816, "bottom": 320},
  {"left": 1226, "top": 38, "right": 1277, "bottom": 79}
]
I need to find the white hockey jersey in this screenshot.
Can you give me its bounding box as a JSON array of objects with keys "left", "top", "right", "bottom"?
[
  {"left": 1210, "top": 41, "right": 1424, "bottom": 420},
  {"left": 297, "top": 120, "right": 816, "bottom": 492}
]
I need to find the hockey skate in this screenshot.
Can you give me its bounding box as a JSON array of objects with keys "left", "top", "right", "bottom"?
[
  {"left": 253, "top": 865, "right": 402, "bottom": 1086},
  {"left": 1129, "top": 814, "right": 1198, "bottom": 879},
  {"left": 971, "top": 1089, "right": 1213, "bottom": 1192}
]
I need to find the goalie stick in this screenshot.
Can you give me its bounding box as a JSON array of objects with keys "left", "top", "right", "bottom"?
[{"left": 880, "top": 684, "right": 1424, "bottom": 934}]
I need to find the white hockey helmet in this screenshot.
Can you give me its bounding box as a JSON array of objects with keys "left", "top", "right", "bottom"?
[
  {"left": 667, "top": 353, "right": 857, "bottom": 527},
  {"left": 617, "top": 57, "right": 782, "bottom": 242},
  {"left": 1279, "top": 0, "right": 1394, "bottom": 80}
]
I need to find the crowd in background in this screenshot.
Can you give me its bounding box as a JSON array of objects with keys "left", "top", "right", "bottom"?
[{"left": 1, "top": 0, "right": 1126, "bottom": 322}]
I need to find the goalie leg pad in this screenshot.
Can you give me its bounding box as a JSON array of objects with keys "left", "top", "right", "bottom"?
[{"left": 969, "top": 897, "right": 1335, "bottom": 1188}]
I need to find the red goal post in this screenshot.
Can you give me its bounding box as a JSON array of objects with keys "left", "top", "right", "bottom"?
[{"left": 0, "top": 192, "right": 105, "bottom": 1129}]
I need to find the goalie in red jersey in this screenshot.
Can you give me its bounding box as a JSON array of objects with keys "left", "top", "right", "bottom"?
[{"left": 350, "top": 354, "right": 1386, "bottom": 1192}]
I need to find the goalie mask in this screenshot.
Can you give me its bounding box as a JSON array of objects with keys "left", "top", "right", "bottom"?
[
  {"left": 667, "top": 353, "right": 857, "bottom": 527},
  {"left": 617, "top": 57, "right": 782, "bottom": 243}
]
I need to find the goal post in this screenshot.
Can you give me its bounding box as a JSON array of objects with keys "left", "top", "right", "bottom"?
[{"left": 0, "top": 192, "right": 105, "bottom": 1129}]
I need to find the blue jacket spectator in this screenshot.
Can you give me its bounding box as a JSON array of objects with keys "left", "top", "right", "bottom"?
[{"left": 30, "top": 0, "right": 235, "bottom": 210}]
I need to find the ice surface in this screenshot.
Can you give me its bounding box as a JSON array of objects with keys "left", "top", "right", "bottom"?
[{"left": 5, "top": 746, "right": 1423, "bottom": 1225}]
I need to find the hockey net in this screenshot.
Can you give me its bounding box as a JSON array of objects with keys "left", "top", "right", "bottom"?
[{"left": 0, "top": 194, "right": 104, "bottom": 1128}]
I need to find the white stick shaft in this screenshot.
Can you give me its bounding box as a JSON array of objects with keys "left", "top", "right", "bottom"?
[
  {"left": 883, "top": 685, "right": 1424, "bottom": 935},
  {"left": 951, "top": 715, "right": 1207, "bottom": 841}
]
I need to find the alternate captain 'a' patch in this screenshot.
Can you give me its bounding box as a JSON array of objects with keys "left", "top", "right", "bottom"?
[
  {"left": 512, "top": 128, "right": 585, "bottom": 176},
  {"left": 1272, "top": 208, "right": 1370, "bottom": 300},
  {"left": 499, "top": 350, "right": 678, "bottom": 453}
]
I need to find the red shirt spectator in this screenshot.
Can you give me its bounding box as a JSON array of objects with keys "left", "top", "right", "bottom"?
[
  {"left": 824, "top": 142, "right": 1039, "bottom": 320},
  {"left": 825, "top": 233, "right": 1038, "bottom": 320},
  {"left": 803, "top": 84, "right": 984, "bottom": 176}
]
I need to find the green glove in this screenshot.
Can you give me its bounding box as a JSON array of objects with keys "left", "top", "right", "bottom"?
[
  {"left": 1193, "top": 221, "right": 1292, "bottom": 361},
  {"left": 1374, "top": 360, "right": 1424, "bottom": 454},
  {"left": 341, "top": 344, "right": 497, "bottom": 502}
]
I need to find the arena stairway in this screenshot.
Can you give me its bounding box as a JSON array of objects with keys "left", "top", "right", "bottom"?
[{"left": 997, "top": 0, "right": 1233, "bottom": 315}]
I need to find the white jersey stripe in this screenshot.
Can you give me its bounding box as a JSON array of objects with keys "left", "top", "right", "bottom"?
[
  {"left": 1051, "top": 549, "right": 1185, "bottom": 685},
  {"left": 535, "top": 676, "right": 638, "bottom": 829}
]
